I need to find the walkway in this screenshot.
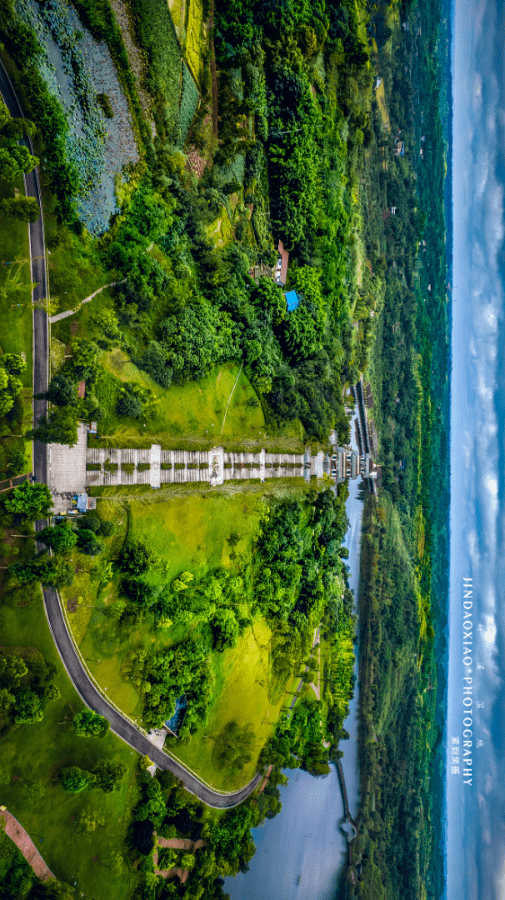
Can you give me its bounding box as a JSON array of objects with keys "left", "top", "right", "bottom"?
[
  {"left": 85, "top": 445, "right": 305, "bottom": 489},
  {"left": 49, "top": 424, "right": 88, "bottom": 509},
  {"left": 0, "top": 809, "right": 53, "bottom": 880},
  {"left": 48, "top": 280, "right": 126, "bottom": 324}
]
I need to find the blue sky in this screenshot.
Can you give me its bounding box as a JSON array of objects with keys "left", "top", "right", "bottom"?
[{"left": 449, "top": 0, "right": 505, "bottom": 896}]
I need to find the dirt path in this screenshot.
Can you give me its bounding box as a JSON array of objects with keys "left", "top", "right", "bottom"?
[
  {"left": 0, "top": 809, "right": 53, "bottom": 881},
  {"left": 153, "top": 834, "right": 205, "bottom": 882},
  {"left": 220, "top": 363, "right": 243, "bottom": 434},
  {"left": 48, "top": 279, "right": 127, "bottom": 324}
]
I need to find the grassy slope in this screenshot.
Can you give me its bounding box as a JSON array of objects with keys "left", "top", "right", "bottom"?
[
  {"left": 0, "top": 586, "right": 138, "bottom": 899},
  {"left": 64, "top": 492, "right": 262, "bottom": 721},
  {"left": 62, "top": 491, "right": 299, "bottom": 790},
  {"left": 173, "top": 618, "right": 292, "bottom": 791},
  {"left": 96, "top": 352, "right": 267, "bottom": 447}
]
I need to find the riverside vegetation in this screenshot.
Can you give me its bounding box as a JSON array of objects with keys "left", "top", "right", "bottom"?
[{"left": 0, "top": 0, "right": 449, "bottom": 897}]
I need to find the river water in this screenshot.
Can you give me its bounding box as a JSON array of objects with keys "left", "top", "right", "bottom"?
[{"left": 225, "top": 420, "right": 365, "bottom": 900}]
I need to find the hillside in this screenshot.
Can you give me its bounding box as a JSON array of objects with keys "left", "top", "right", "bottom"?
[{"left": 0, "top": 0, "right": 450, "bottom": 898}]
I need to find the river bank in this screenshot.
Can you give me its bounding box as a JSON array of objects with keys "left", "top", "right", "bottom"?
[{"left": 224, "top": 418, "right": 365, "bottom": 900}]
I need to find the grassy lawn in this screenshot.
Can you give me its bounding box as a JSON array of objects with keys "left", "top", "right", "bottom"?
[
  {"left": 46, "top": 218, "right": 111, "bottom": 315},
  {"left": 93, "top": 351, "right": 283, "bottom": 448},
  {"left": 0, "top": 580, "right": 139, "bottom": 899},
  {"left": 375, "top": 80, "right": 391, "bottom": 132},
  {"left": 171, "top": 618, "right": 293, "bottom": 791},
  {"left": 64, "top": 492, "right": 265, "bottom": 727},
  {"left": 0, "top": 176, "right": 33, "bottom": 479}
]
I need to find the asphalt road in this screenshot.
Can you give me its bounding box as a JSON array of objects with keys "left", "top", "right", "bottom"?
[
  {"left": 0, "top": 60, "right": 48, "bottom": 483},
  {"left": 0, "top": 60, "right": 261, "bottom": 808}
]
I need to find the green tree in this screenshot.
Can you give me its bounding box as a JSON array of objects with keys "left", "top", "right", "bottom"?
[
  {"left": 117, "top": 541, "right": 154, "bottom": 576},
  {"left": 5, "top": 482, "right": 53, "bottom": 519},
  {"left": 0, "top": 144, "right": 38, "bottom": 181},
  {"left": 212, "top": 721, "right": 255, "bottom": 773},
  {"left": 122, "top": 578, "right": 156, "bottom": 607},
  {"left": 14, "top": 689, "right": 43, "bottom": 724},
  {"left": 0, "top": 196, "right": 39, "bottom": 221},
  {"left": 210, "top": 608, "right": 239, "bottom": 651},
  {"left": 60, "top": 767, "right": 89, "bottom": 793},
  {"left": 40, "top": 373, "right": 78, "bottom": 407},
  {"left": 92, "top": 760, "right": 127, "bottom": 793},
  {"left": 75, "top": 529, "right": 103, "bottom": 556},
  {"left": 73, "top": 710, "right": 110, "bottom": 739},
  {"left": 27, "top": 406, "right": 79, "bottom": 446},
  {"left": 38, "top": 523, "right": 77, "bottom": 553}
]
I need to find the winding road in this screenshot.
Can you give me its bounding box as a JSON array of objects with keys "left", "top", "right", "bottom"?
[{"left": 0, "top": 59, "right": 261, "bottom": 809}]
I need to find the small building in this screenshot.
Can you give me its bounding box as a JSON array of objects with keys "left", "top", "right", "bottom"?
[
  {"left": 88, "top": 422, "right": 97, "bottom": 434},
  {"left": 75, "top": 493, "right": 96, "bottom": 512},
  {"left": 275, "top": 239, "right": 289, "bottom": 286},
  {"left": 285, "top": 290, "right": 299, "bottom": 311},
  {"left": 394, "top": 141, "right": 405, "bottom": 157}
]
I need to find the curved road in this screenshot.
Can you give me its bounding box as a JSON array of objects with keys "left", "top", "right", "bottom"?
[{"left": 0, "top": 59, "right": 261, "bottom": 808}]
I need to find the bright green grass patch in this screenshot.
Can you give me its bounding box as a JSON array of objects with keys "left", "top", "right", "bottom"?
[
  {"left": 129, "top": 490, "right": 262, "bottom": 584},
  {"left": 205, "top": 210, "right": 233, "bottom": 248},
  {"left": 65, "top": 493, "right": 262, "bottom": 723},
  {"left": 97, "top": 351, "right": 269, "bottom": 447},
  {"left": 0, "top": 582, "right": 138, "bottom": 898},
  {"left": 375, "top": 80, "right": 391, "bottom": 131},
  {"left": 168, "top": 0, "right": 186, "bottom": 39},
  {"left": 184, "top": 0, "right": 205, "bottom": 85},
  {"left": 171, "top": 619, "right": 291, "bottom": 791}
]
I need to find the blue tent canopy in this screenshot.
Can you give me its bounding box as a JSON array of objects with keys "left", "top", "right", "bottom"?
[
  {"left": 285, "top": 290, "right": 299, "bottom": 311},
  {"left": 165, "top": 696, "right": 187, "bottom": 735}
]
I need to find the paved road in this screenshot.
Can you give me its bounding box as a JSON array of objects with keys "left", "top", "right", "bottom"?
[
  {"left": 43, "top": 585, "right": 262, "bottom": 807},
  {"left": 0, "top": 60, "right": 48, "bottom": 483},
  {"left": 0, "top": 59, "right": 261, "bottom": 808}
]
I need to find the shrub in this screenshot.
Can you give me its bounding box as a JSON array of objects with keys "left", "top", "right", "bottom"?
[
  {"left": 74, "top": 709, "right": 110, "bottom": 738},
  {"left": 137, "top": 462, "right": 150, "bottom": 472},
  {"left": 117, "top": 391, "right": 143, "bottom": 419},
  {"left": 61, "top": 767, "right": 89, "bottom": 793},
  {"left": 86, "top": 463, "right": 101, "bottom": 471},
  {"left": 104, "top": 460, "right": 119, "bottom": 473},
  {"left": 121, "top": 462, "right": 135, "bottom": 475},
  {"left": 75, "top": 529, "right": 103, "bottom": 556},
  {"left": 6, "top": 450, "right": 26, "bottom": 476},
  {"left": 75, "top": 516, "right": 101, "bottom": 533},
  {"left": 121, "top": 578, "right": 156, "bottom": 607},
  {"left": 117, "top": 541, "right": 153, "bottom": 576},
  {"left": 96, "top": 92, "right": 114, "bottom": 118},
  {"left": 161, "top": 462, "right": 172, "bottom": 470}
]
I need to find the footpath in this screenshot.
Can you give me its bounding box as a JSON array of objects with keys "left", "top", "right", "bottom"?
[{"left": 0, "top": 808, "right": 53, "bottom": 880}]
